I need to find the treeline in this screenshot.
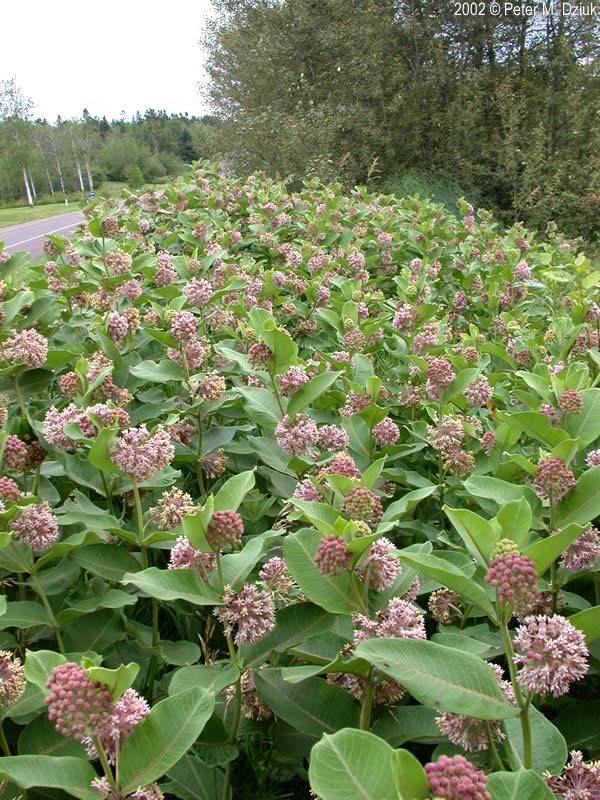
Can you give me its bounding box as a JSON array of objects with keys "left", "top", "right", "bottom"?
[
  {"left": 0, "top": 78, "right": 220, "bottom": 205},
  {"left": 204, "top": 0, "right": 600, "bottom": 239}
]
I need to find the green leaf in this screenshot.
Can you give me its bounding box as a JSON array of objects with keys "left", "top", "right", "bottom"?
[
  {"left": 0, "top": 755, "right": 99, "bottom": 800},
  {"left": 72, "top": 544, "right": 141, "bottom": 581},
  {"left": 241, "top": 603, "right": 335, "bottom": 668},
  {"left": 566, "top": 388, "right": 600, "bottom": 448},
  {"left": 569, "top": 605, "right": 600, "bottom": 643},
  {"left": 355, "top": 639, "right": 518, "bottom": 720},
  {"left": 169, "top": 662, "right": 240, "bottom": 696},
  {"left": 504, "top": 705, "right": 567, "bottom": 775},
  {"left": 372, "top": 706, "right": 442, "bottom": 747},
  {"left": 496, "top": 498, "right": 532, "bottom": 548},
  {"left": 380, "top": 486, "right": 436, "bottom": 523},
  {"left": 130, "top": 359, "right": 185, "bottom": 382},
  {"left": 284, "top": 529, "right": 364, "bottom": 614},
  {"left": 88, "top": 428, "right": 120, "bottom": 474},
  {"left": 555, "top": 466, "right": 600, "bottom": 528},
  {"left": 497, "top": 411, "right": 570, "bottom": 447},
  {"left": 0, "top": 601, "right": 51, "bottom": 630},
  {"left": 83, "top": 662, "right": 139, "bottom": 700},
  {"left": 392, "top": 749, "right": 429, "bottom": 800},
  {"left": 255, "top": 669, "right": 359, "bottom": 737},
  {"left": 524, "top": 524, "right": 583, "bottom": 575},
  {"left": 487, "top": 769, "right": 555, "bottom": 800},
  {"left": 220, "top": 529, "right": 279, "bottom": 587},
  {"left": 463, "top": 475, "right": 540, "bottom": 513},
  {"left": 24, "top": 650, "right": 66, "bottom": 692},
  {"left": 166, "top": 754, "right": 225, "bottom": 800},
  {"left": 444, "top": 368, "right": 480, "bottom": 401},
  {"left": 287, "top": 372, "right": 342, "bottom": 418},
  {"left": 398, "top": 552, "right": 497, "bottom": 622},
  {"left": 238, "top": 386, "right": 282, "bottom": 429},
  {"left": 18, "top": 715, "right": 87, "bottom": 757},
  {"left": 443, "top": 506, "right": 498, "bottom": 563},
  {"left": 213, "top": 469, "right": 255, "bottom": 512},
  {"left": 308, "top": 729, "right": 400, "bottom": 800},
  {"left": 118, "top": 687, "right": 215, "bottom": 795},
  {"left": 554, "top": 700, "right": 600, "bottom": 749},
  {"left": 122, "top": 568, "right": 220, "bottom": 606}
]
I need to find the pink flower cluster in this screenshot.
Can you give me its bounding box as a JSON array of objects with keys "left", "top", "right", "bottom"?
[
  {"left": 425, "top": 754, "right": 491, "bottom": 800},
  {"left": 110, "top": 425, "right": 174, "bottom": 482},
  {"left": 3, "top": 328, "right": 48, "bottom": 368},
  {"left": 533, "top": 457, "right": 576, "bottom": 503},
  {"left": 485, "top": 552, "right": 539, "bottom": 615},
  {"left": 314, "top": 534, "right": 351, "bottom": 575},
  {"left": 214, "top": 583, "right": 276, "bottom": 645},
  {"left": 11, "top": 501, "right": 59, "bottom": 552},
  {"left": 353, "top": 597, "right": 426, "bottom": 644},
  {"left": 275, "top": 414, "right": 318, "bottom": 456}
]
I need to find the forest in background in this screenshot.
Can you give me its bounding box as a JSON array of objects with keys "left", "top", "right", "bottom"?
[
  {"left": 203, "top": 0, "right": 600, "bottom": 240},
  {"left": 0, "top": 77, "right": 219, "bottom": 206}
]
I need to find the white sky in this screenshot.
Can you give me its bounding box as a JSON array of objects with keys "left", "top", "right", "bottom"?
[{"left": 1, "top": 0, "right": 214, "bottom": 121}]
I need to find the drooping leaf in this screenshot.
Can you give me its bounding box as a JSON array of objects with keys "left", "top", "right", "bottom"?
[
  {"left": 122, "top": 568, "right": 220, "bottom": 606},
  {"left": 118, "top": 687, "right": 215, "bottom": 794},
  {"left": 356, "top": 639, "right": 518, "bottom": 720}
]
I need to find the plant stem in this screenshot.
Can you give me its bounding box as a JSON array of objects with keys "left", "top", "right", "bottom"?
[
  {"left": 269, "top": 370, "right": 285, "bottom": 416},
  {"left": 484, "top": 721, "right": 504, "bottom": 771},
  {"left": 549, "top": 502, "right": 559, "bottom": 613},
  {"left": 132, "top": 480, "right": 159, "bottom": 696},
  {"left": 100, "top": 471, "right": 113, "bottom": 513},
  {"left": 196, "top": 411, "right": 205, "bottom": 495},
  {"left": 359, "top": 668, "right": 375, "bottom": 731},
  {"left": 11, "top": 376, "right": 27, "bottom": 420},
  {"left": 30, "top": 570, "right": 65, "bottom": 655},
  {"left": 0, "top": 719, "right": 10, "bottom": 756},
  {"left": 500, "top": 611, "right": 532, "bottom": 769},
  {"left": 32, "top": 466, "right": 41, "bottom": 496},
  {"left": 93, "top": 736, "right": 116, "bottom": 789}
]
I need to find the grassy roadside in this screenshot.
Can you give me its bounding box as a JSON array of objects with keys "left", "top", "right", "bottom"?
[{"left": 0, "top": 202, "right": 83, "bottom": 228}]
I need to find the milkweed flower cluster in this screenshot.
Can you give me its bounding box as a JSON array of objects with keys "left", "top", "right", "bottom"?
[
  {"left": 206, "top": 509, "right": 244, "bottom": 551},
  {"left": 314, "top": 534, "right": 351, "bottom": 576},
  {"left": 533, "top": 456, "right": 576, "bottom": 503},
  {"left": 3, "top": 328, "right": 48, "bottom": 368},
  {"left": 485, "top": 552, "right": 539, "bottom": 615},
  {"left": 275, "top": 414, "right": 319, "bottom": 455},
  {"left": 149, "top": 488, "right": 196, "bottom": 529},
  {"left": 11, "top": 501, "right": 59, "bottom": 552},
  {"left": 560, "top": 527, "right": 600, "bottom": 571},
  {"left": 168, "top": 536, "right": 216, "bottom": 579},
  {"left": 353, "top": 597, "right": 426, "bottom": 644},
  {"left": 214, "top": 584, "right": 276, "bottom": 645},
  {"left": 0, "top": 651, "right": 25, "bottom": 706},
  {"left": 545, "top": 750, "right": 600, "bottom": 799},
  {"left": 425, "top": 754, "right": 491, "bottom": 800},
  {"left": 513, "top": 614, "right": 589, "bottom": 697},
  {"left": 111, "top": 425, "right": 174, "bottom": 482},
  {"left": 356, "top": 537, "right": 401, "bottom": 590},
  {"left": 84, "top": 688, "right": 149, "bottom": 763},
  {"left": 46, "top": 663, "right": 113, "bottom": 740},
  {"left": 428, "top": 588, "right": 464, "bottom": 624},
  {"left": 340, "top": 486, "right": 383, "bottom": 525}
]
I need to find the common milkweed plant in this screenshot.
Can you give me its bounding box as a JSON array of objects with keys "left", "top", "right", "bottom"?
[{"left": 0, "top": 164, "right": 596, "bottom": 800}]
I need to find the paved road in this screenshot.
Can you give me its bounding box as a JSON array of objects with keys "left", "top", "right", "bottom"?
[{"left": 0, "top": 210, "right": 84, "bottom": 260}]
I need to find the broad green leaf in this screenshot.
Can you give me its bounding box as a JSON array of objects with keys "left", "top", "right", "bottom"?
[
  {"left": 566, "top": 388, "right": 600, "bottom": 448},
  {"left": 24, "top": 650, "right": 66, "bottom": 692},
  {"left": 496, "top": 498, "right": 532, "bottom": 548},
  {"left": 88, "top": 428, "right": 120, "bottom": 474},
  {"left": 122, "top": 568, "right": 220, "bottom": 606},
  {"left": 392, "top": 749, "right": 429, "bottom": 800},
  {"left": 220, "top": 529, "right": 279, "bottom": 587},
  {"left": 444, "top": 368, "right": 480, "bottom": 401},
  {"left": 308, "top": 729, "right": 400, "bottom": 800},
  {"left": 238, "top": 386, "right": 282, "bottom": 428},
  {"left": 398, "top": 552, "right": 497, "bottom": 622},
  {"left": 71, "top": 544, "right": 141, "bottom": 581},
  {"left": 284, "top": 529, "right": 364, "bottom": 614},
  {"left": 497, "top": 411, "right": 569, "bottom": 447},
  {"left": 443, "top": 506, "right": 498, "bottom": 563},
  {"left": 83, "top": 662, "right": 139, "bottom": 700},
  {"left": 372, "top": 706, "right": 442, "bottom": 747},
  {"left": 169, "top": 662, "right": 239, "bottom": 696},
  {"left": 254, "top": 669, "right": 359, "bottom": 737},
  {"left": 524, "top": 524, "right": 583, "bottom": 575},
  {"left": 463, "top": 475, "right": 540, "bottom": 513},
  {"left": 290, "top": 499, "right": 340, "bottom": 534},
  {"left": 569, "top": 605, "right": 600, "bottom": 643},
  {"left": 166, "top": 754, "right": 225, "bottom": 800},
  {"left": 381, "top": 486, "right": 436, "bottom": 523},
  {"left": 119, "top": 687, "right": 215, "bottom": 794},
  {"left": 130, "top": 359, "right": 185, "bottom": 382},
  {"left": 504, "top": 704, "right": 567, "bottom": 775},
  {"left": 288, "top": 371, "right": 342, "bottom": 418},
  {"left": 555, "top": 466, "right": 600, "bottom": 528},
  {"left": 0, "top": 755, "right": 99, "bottom": 800},
  {"left": 487, "top": 769, "right": 555, "bottom": 800},
  {"left": 18, "top": 715, "right": 87, "bottom": 757},
  {"left": 241, "top": 603, "right": 335, "bottom": 667},
  {"left": 554, "top": 700, "right": 600, "bottom": 749},
  {"left": 355, "top": 639, "right": 518, "bottom": 720},
  {"left": 213, "top": 469, "right": 255, "bottom": 512},
  {"left": 0, "top": 601, "right": 51, "bottom": 630}
]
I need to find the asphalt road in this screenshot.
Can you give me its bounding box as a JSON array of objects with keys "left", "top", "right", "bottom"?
[{"left": 0, "top": 210, "right": 84, "bottom": 260}]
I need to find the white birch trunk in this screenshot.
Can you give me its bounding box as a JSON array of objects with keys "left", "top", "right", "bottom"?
[{"left": 22, "top": 165, "right": 33, "bottom": 206}]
